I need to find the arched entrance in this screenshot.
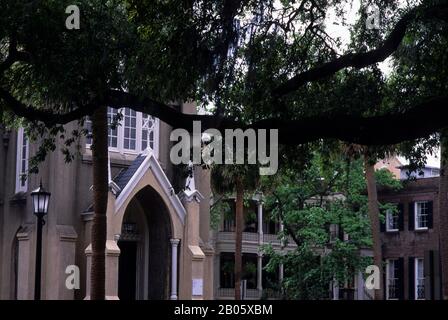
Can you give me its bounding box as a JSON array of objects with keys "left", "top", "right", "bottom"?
[{"left": 118, "top": 186, "right": 172, "bottom": 300}]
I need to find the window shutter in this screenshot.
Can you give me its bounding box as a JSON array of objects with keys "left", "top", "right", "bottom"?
[
  {"left": 408, "top": 202, "right": 415, "bottom": 231},
  {"left": 398, "top": 203, "right": 404, "bottom": 231},
  {"left": 408, "top": 257, "right": 415, "bottom": 300},
  {"left": 380, "top": 210, "right": 386, "bottom": 232},
  {"left": 427, "top": 201, "right": 433, "bottom": 229},
  {"left": 397, "top": 258, "right": 405, "bottom": 300},
  {"left": 383, "top": 261, "right": 387, "bottom": 300},
  {"left": 338, "top": 224, "right": 344, "bottom": 240},
  {"left": 432, "top": 250, "right": 442, "bottom": 300},
  {"left": 424, "top": 251, "right": 433, "bottom": 300}
]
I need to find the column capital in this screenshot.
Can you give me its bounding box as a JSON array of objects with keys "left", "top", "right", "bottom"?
[{"left": 170, "top": 238, "right": 181, "bottom": 246}]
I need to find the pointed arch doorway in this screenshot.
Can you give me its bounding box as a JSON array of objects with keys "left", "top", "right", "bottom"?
[{"left": 117, "top": 185, "right": 173, "bottom": 300}]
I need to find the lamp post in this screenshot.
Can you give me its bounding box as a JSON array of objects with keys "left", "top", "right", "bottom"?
[{"left": 30, "top": 181, "right": 51, "bottom": 300}]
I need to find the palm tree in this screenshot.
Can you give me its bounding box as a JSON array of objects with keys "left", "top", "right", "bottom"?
[
  {"left": 343, "top": 144, "right": 383, "bottom": 299},
  {"left": 363, "top": 155, "right": 383, "bottom": 300},
  {"left": 211, "top": 164, "right": 259, "bottom": 300},
  {"left": 90, "top": 107, "right": 109, "bottom": 300}
]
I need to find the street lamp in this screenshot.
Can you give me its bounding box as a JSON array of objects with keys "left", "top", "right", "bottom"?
[{"left": 30, "top": 181, "right": 51, "bottom": 300}]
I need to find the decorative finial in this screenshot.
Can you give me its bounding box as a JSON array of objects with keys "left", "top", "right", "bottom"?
[{"left": 185, "top": 161, "right": 194, "bottom": 191}]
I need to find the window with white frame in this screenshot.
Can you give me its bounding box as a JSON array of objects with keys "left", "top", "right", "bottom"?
[
  {"left": 431, "top": 168, "right": 440, "bottom": 177},
  {"left": 386, "top": 259, "right": 399, "bottom": 300},
  {"left": 141, "top": 114, "right": 157, "bottom": 151},
  {"left": 415, "top": 201, "right": 429, "bottom": 230},
  {"left": 386, "top": 208, "right": 399, "bottom": 232},
  {"left": 415, "top": 258, "right": 425, "bottom": 300},
  {"left": 85, "top": 107, "right": 159, "bottom": 157},
  {"left": 108, "top": 107, "right": 119, "bottom": 149},
  {"left": 123, "top": 108, "right": 137, "bottom": 150},
  {"left": 15, "top": 128, "right": 29, "bottom": 193}
]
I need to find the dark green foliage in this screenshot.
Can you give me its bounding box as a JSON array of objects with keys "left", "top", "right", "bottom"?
[
  {"left": 261, "top": 150, "right": 401, "bottom": 299},
  {"left": 2, "top": 0, "right": 448, "bottom": 176}
]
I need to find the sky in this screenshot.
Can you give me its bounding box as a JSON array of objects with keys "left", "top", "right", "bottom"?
[
  {"left": 324, "top": 0, "right": 400, "bottom": 75},
  {"left": 398, "top": 150, "right": 441, "bottom": 169},
  {"left": 325, "top": 0, "right": 439, "bottom": 166},
  {"left": 199, "top": 1, "right": 439, "bottom": 166}
]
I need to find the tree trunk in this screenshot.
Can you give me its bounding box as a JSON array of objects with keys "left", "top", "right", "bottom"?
[
  {"left": 439, "top": 130, "right": 448, "bottom": 299},
  {"left": 234, "top": 180, "right": 244, "bottom": 300},
  {"left": 90, "top": 107, "right": 108, "bottom": 300},
  {"left": 364, "top": 157, "right": 383, "bottom": 300}
]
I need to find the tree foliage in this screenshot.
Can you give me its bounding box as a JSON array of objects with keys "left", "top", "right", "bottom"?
[
  {"left": 261, "top": 148, "right": 401, "bottom": 299},
  {"left": 1, "top": 1, "right": 448, "bottom": 150},
  {"left": 1, "top": 0, "right": 448, "bottom": 300}
]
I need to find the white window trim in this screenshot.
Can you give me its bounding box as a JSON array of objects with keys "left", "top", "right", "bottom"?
[
  {"left": 415, "top": 258, "right": 425, "bottom": 300},
  {"left": 121, "top": 108, "right": 137, "bottom": 152},
  {"left": 385, "top": 208, "right": 399, "bottom": 232},
  {"left": 107, "top": 107, "right": 120, "bottom": 152},
  {"left": 414, "top": 202, "right": 429, "bottom": 231},
  {"left": 386, "top": 259, "right": 398, "bottom": 300},
  {"left": 142, "top": 114, "right": 159, "bottom": 158},
  {"left": 85, "top": 108, "right": 159, "bottom": 158},
  {"left": 15, "top": 127, "right": 29, "bottom": 193},
  {"left": 431, "top": 168, "right": 440, "bottom": 177}
]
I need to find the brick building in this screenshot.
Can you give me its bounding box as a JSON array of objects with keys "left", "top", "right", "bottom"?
[{"left": 378, "top": 177, "right": 442, "bottom": 300}]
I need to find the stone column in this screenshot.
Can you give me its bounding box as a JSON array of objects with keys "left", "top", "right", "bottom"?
[
  {"left": 333, "top": 280, "right": 339, "bottom": 300},
  {"left": 357, "top": 271, "right": 366, "bottom": 300},
  {"left": 257, "top": 252, "right": 263, "bottom": 294},
  {"left": 17, "top": 226, "right": 32, "bottom": 300},
  {"left": 84, "top": 240, "right": 120, "bottom": 300},
  {"left": 46, "top": 225, "right": 77, "bottom": 300},
  {"left": 280, "top": 220, "right": 285, "bottom": 248},
  {"left": 279, "top": 264, "right": 284, "bottom": 283},
  {"left": 105, "top": 240, "right": 120, "bottom": 300},
  {"left": 179, "top": 170, "right": 206, "bottom": 300},
  {"left": 214, "top": 253, "right": 220, "bottom": 298},
  {"left": 279, "top": 263, "right": 284, "bottom": 298},
  {"left": 257, "top": 200, "right": 263, "bottom": 245},
  {"left": 170, "top": 238, "right": 180, "bottom": 300}
]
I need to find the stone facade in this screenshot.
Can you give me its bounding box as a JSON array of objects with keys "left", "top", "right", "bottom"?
[{"left": 0, "top": 103, "right": 214, "bottom": 300}]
